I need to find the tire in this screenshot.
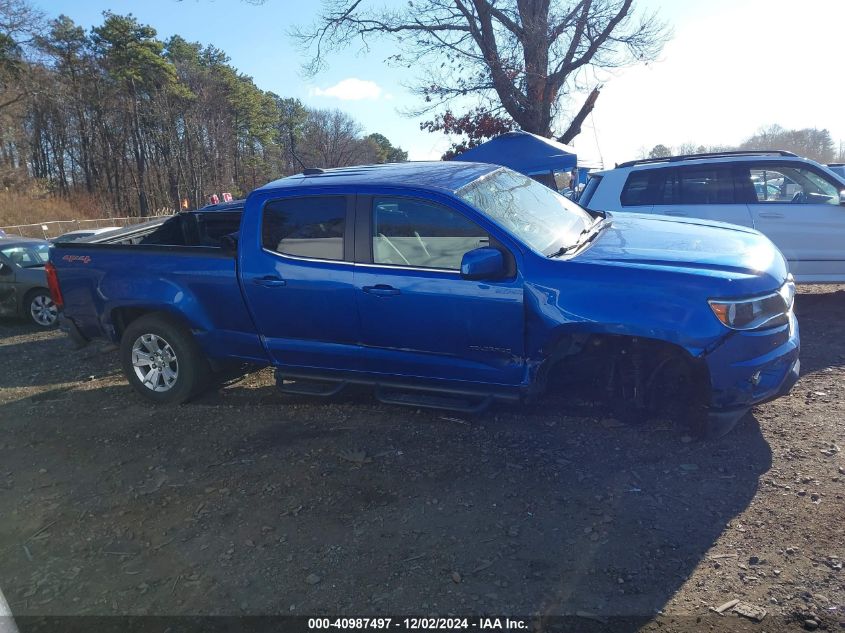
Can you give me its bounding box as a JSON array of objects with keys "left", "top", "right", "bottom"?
[
  {"left": 119, "top": 313, "right": 210, "bottom": 405},
  {"left": 26, "top": 289, "right": 58, "bottom": 328}
]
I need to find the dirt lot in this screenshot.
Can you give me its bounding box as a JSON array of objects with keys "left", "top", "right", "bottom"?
[{"left": 0, "top": 287, "right": 843, "bottom": 632}]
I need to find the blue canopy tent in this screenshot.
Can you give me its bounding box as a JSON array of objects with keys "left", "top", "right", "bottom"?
[{"left": 452, "top": 131, "right": 578, "bottom": 190}]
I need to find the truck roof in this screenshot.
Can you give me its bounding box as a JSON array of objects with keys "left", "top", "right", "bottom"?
[{"left": 254, "top": 161, "right": 499, "bottom": 194}]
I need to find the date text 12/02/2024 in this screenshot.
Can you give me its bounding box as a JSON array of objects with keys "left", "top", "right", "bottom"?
[{"left": 307, "top": 618, "right": 529, "bottom": 630}]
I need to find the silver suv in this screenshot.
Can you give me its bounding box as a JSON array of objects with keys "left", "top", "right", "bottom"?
[{"left": 581, "top": 151, "right": 845, "bottom": 283}]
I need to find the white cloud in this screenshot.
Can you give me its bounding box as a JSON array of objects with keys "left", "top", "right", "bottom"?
[{"left": 311, "top": 78, "right": 384, "bottom": 101}]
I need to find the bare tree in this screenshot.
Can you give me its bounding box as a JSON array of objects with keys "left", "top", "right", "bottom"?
[
  {"left": 300, "top": 108, "right": 374, "bottom": 168},
  {"left": 740, "top": 124, "right": 836, "bottom": 164},
  {"left": 647, "top": 143, "right": 670, "bottom": 159},
  {"left": 293, "top": 0, "right": 669, "bottom": 143}
]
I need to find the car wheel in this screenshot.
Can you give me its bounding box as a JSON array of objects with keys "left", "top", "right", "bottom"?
[
  {"left": 119, "top": 313, "right": 210, "bottom": 405},
  {"left": 26, "top": 289, "right": 58, "bottom": 328}
]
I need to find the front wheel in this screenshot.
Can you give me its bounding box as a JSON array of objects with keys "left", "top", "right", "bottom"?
[
  {"left": 27, "top": 289, "right": 58, "bottom": 328},
  {"left": 120, "top": 314, "right": 210, "bottom": 404}
]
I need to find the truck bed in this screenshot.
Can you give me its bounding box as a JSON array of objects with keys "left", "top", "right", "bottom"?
[
  {"left": 52, "top": 208, "right": 267, "bottom": 365},
  {"left": 76, "top": 209, "right": 243, "bottom": 248}
]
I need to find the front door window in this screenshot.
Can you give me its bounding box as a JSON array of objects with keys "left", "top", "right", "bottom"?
[
  {"left": 749, "top": 166, "right": 840, "bottom": 205},
  {"left": 372, "top": 197, "right": 489, "bottom": 270}
]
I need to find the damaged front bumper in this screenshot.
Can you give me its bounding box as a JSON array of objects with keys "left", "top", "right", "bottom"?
[{"left": 702, "top": 311, "right": 800, "bottom": 436}]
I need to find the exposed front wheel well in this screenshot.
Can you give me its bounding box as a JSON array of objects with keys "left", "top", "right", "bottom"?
[{"left": 543, "top": 333, "right": 711, "bottom": 428}]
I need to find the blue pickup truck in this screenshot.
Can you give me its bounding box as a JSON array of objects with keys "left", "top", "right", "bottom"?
[{"left": 48, "top": 162, "right": 800, "bottom": 436}]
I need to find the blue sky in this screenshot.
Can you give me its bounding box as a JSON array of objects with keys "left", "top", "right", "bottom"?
[{"left": 34, "top": 0, "right": 845, "bottom": 166}]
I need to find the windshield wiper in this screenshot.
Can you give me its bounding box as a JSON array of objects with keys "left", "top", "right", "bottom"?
[
  {"left": 546, "top": 244, "right": 576, "bottom": 259},
  {"left": 547, "top": 218, "right": 607, "bottom": 258}
]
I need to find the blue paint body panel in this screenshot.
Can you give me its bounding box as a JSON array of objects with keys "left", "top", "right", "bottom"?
[{"left": 52, "top": 161, "right": 800, "bottom": 412}]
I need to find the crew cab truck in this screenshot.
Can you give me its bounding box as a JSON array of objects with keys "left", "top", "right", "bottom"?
[{"left": 49, "top": 162, "right": 800, "bottom": 437}]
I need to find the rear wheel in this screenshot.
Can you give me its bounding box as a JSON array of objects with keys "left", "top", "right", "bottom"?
[
  {"left": 26, "top": 289, "right": 58, "bottom": 328},
  {"left": 120, "top": 314, "right": 210, "bottom": 404}
]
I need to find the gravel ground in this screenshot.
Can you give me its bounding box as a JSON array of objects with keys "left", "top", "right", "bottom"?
[{"left": 0, "top": 286, "right": 842, "bottom": 632}]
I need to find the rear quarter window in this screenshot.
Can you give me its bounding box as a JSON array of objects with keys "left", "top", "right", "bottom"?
[{"left": 620, "top": 171, "right": 653, "bottom": 206}]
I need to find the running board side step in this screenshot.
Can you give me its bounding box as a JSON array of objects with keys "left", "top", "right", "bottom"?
[
  {"left": 274, "top": 369, "right": 511, "bottom": 413},
  {"left": 374, "top": 386, "right": 492, "bottom": 414},
  {"left": 276, "top": 376, "right": 348, "bottom": 397}
]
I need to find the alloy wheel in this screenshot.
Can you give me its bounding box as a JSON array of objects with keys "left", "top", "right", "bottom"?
[
  {"left": 131, "top": 334, "right": 179, "bottom": 392},
  {"left": 30, "top": 294, "right": 58, "bottom": 327}
]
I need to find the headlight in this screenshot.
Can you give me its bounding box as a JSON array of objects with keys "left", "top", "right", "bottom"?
[
  {"left": 778, "top": 275, "right": 796, "bottom": 311},
  {"left": 709, "top": 276, "right": 794, "bottom": 331}
]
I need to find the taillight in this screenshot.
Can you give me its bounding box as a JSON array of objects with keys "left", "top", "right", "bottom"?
[{"left": 45, "top": 261, "right": 64, "bottom": 309}]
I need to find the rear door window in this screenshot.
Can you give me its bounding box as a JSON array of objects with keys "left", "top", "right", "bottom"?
[
  {"left": 622, "top": 166, "right": 736, "bottom": 206},
  {"left": 262, "top": 196, "right": 347, "bottom": 260},
  {"left": 675, "top": 166, "right": 736, "bottom": 204}
]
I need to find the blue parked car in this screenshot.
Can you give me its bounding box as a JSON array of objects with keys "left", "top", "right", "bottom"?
[{"left": 48, "top": 162, "right": 799, "bottom": 437}]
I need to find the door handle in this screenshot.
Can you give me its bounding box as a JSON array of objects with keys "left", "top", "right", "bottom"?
[
  {"left": 664, "top": 210, "right": 686, "bottom": 216},
  {"left": 363, "top": 284, "right": 400, "bottom": 296},
  {"left": 757, "top": 212, "right": 784, "bottom": 219},
  {"left": 252, "top": 275, "right": 287, "bottom": 287}
]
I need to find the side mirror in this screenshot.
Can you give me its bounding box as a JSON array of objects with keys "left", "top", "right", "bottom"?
[
  {"left": 839, "top": 190, "right": 845, "bottom": 206},
  {"left": 460, "top": 247, "right": 505, "bottom": 280},
  {"left": 0, "top": 262, "right": 10, "bottom": 275}
]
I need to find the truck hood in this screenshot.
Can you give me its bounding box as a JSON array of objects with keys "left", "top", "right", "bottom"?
[{"left": 571, "top": 213, "right": 788, "bottom": 285}]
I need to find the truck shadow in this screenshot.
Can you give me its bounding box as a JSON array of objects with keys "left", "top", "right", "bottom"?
[
  {"left": 0, "top": 371, "right": 771, "bottom": 626},
  {"left": 8, "top": 288, "right": 841, "bottom": 622}
]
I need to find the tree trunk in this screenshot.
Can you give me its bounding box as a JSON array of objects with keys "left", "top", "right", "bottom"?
[{"left": 557, "top": 87, "right": 601, "bottom": 145}]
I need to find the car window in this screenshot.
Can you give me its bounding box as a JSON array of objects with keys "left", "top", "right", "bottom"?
[
  {"left": 622, "top": 166, "right": 736, "bottom": 206},
  {"left": 620, "top": 171, "right": 651, "bottom": 206},
  {"left": 372, "top": 197, "right": 489, "bottom": 270},
  {"left": 675, "top": 167, "right": 735, "bottom": 204},
  {"left": 262, "top": 196, "right": 346, "bottom": 260},
  {"left": 621, "top": 169, "right": 677, "bottom": 205},
  {"left": 749, "top": 165, "right": 840, "bottom": 205},
  {"left": 0, "top": 244, "right": 50, "bottom": 267}
]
